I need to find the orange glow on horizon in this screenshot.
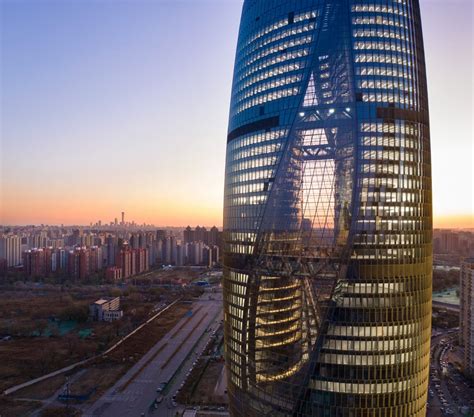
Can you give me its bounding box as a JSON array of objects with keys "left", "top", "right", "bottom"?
[
  {"left": 433, "top": 214, "right": 474, "bottom": 230},
  {"left": 1, "top": 201, "right": 472, "bottom": 230},
  {"left": 1, "top": 181, "right": 471, "bottom": 229},
  {"left": 0, "top": 182, "right": 224, "bottom": 227},
  {"left": 0, "top": 200, "right": 223, "bottom": 228}
]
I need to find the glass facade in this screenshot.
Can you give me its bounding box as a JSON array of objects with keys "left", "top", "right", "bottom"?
[{"left": 223, "top": 1, "right": 432, "bottom": 416}]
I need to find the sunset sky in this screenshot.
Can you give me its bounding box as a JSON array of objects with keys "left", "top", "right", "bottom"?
[{"left": 1, "top": 0, "right": 472, "bottom": 228}]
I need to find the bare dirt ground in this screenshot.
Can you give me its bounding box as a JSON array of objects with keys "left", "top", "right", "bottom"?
[
  {"left": 0, "top": 397, "right": 42, "bottom": 417},
  {"left": 14, "top": 374, "right": 67, "bottom": 401},
  {"left": 0, "top": 274, "right": 204, "bottom": 417},
  {"left": 192, "top": 361, "right": 226, "bottom": 404},
  {"left": 177, "top": 359, "right": 226, "bottom": 406},
  {"left": 1, "top": 302, "right": 193, "bottom": 416}
]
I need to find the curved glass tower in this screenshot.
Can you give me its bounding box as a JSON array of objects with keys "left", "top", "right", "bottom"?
[{"left": 223, "top": 1, "right": 432, "bottom": 416}]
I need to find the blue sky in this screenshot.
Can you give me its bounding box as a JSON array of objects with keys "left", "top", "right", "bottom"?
[{"left": 0, "top": 0, "right": 472, "bottom": 227}]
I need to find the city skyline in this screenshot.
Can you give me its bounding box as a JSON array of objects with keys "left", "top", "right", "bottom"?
[
  {"left": 0, "top": 1, "right": 473, "bottom": 416},
  {"left": 1, "top": 0, "right": 472, "bottom": 229}
]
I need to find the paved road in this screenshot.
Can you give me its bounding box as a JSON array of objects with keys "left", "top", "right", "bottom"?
[
  {"left": 428, "top": 330, "right": 461, "bottom": 417},
  {"left": 432, "top": 301, "right": 460, "bottom": 313},
  {"left": 84, "top": 291, "right": 223, "bottom": 417}
]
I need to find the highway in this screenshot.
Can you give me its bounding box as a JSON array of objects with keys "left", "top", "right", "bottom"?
[{"left": 83, "top": 290, "right": 223, "bottom": 417}]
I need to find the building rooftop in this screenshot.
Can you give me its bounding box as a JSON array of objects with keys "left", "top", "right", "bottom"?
[{"left": 93, "top": 296, "right": 118, "bottom": 305}]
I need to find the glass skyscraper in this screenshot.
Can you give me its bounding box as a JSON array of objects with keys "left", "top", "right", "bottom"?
[{"left": 223, "top": 0, "right": 432, "bottom": 416}]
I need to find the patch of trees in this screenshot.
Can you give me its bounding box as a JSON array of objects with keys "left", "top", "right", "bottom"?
[
  {"left": 432, "top": 269, "right": 459, "bottom": 292},
  {"left": 59, "top": 303, "right": 89, "bottom": 323}
]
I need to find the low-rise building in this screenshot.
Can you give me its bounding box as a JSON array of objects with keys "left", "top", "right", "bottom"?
[
  {"left": 89, "top": 296, "right": 122, "bottom": 322},
  {"left": 103, "top": 309, "right": 123, "bottom": 322}
]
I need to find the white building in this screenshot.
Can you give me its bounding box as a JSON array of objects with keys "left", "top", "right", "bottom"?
[
  {"left": 89, "top": 297, "right": 123, "bottom": 322},
  {"left": 103, "top": 309, "right": 123, "bottom": 322},
  {"left": 0, "top": 234, "right": 21, "bottom": 267}
]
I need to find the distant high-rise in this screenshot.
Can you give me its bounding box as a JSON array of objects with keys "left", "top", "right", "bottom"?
[
  {"left": 0, "top": 234, "right": 21, "bottom": 267},
  {"left": 209, "top": 226, "right": 219, "bottom": 246},
  {"left": 184, "top": 226, "right": 194, "bottom": 244},
  {"left": 223, "top": 1, "right": 432, "bottom": 416},
  {"left": 23, "top": 249, "right": 45, "bottom": 277},
  {"left": 121, "top": 211, "right": 125, "bottom": 225},
  {"left": 156, "top": 229, "right": 167, "bottom": 241},
  {"left": 460, "top": 259, "right": 474, "bottom": 377}
]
